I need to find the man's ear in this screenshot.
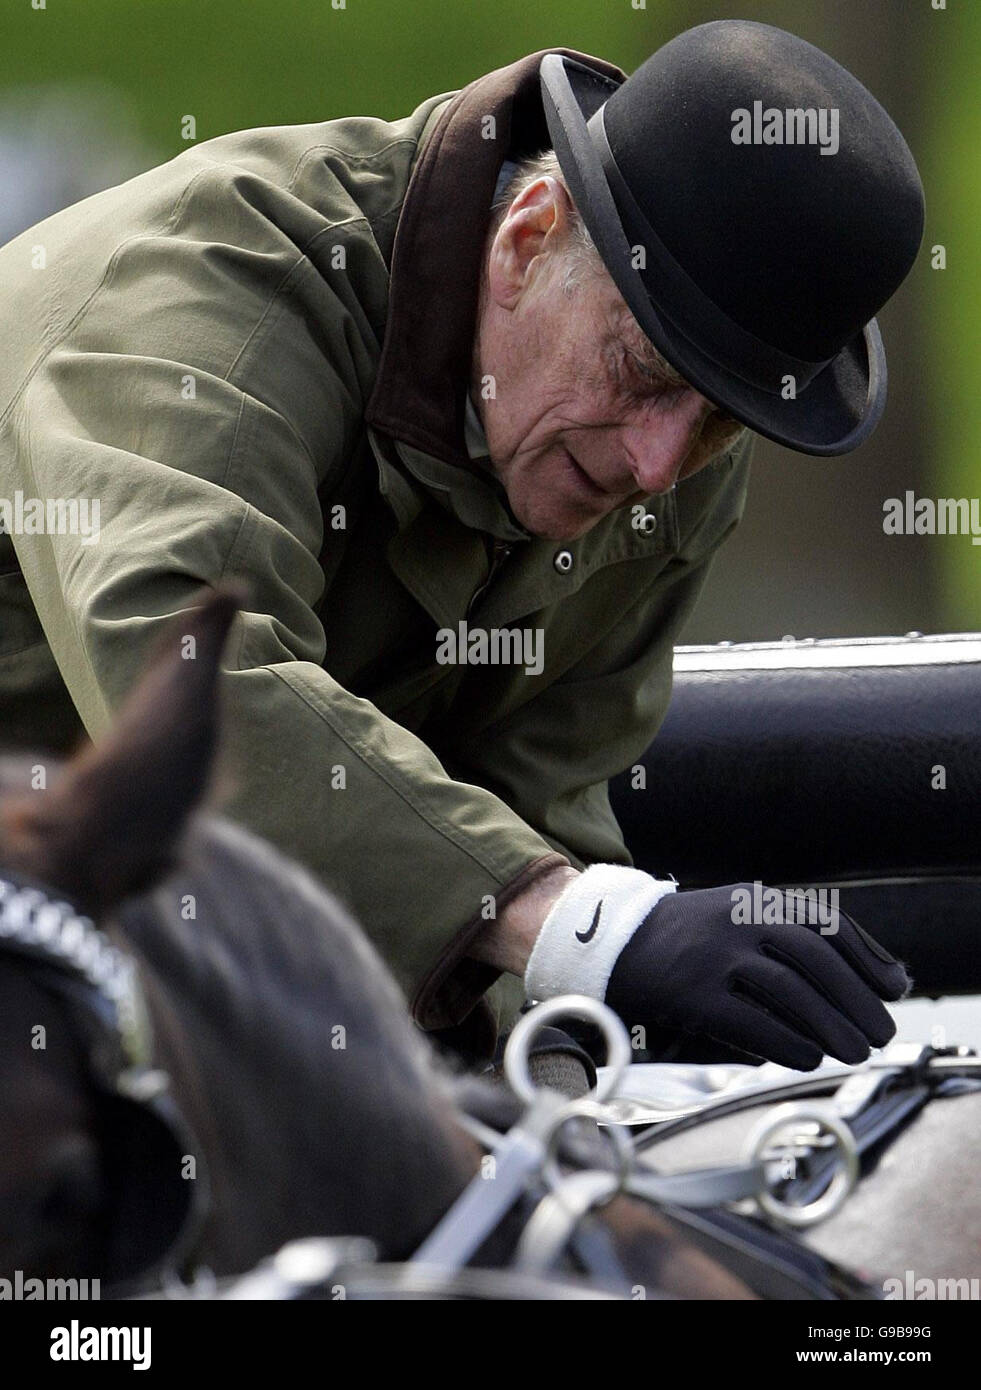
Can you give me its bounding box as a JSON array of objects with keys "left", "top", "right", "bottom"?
[
  {"left": 0, "top": 584, "right": 246, "bottom": 916},
  {"left": 486, "top": 176, "right": 573, "bottom": 308}
]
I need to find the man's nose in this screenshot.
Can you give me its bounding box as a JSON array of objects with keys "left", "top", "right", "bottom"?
[{"left": 621, "top": 389, "right": 713, "bottom": 494}]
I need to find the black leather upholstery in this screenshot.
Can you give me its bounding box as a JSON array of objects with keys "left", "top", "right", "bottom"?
[{"left": 609, "top": 635, "right": 981, "bottom": 996}]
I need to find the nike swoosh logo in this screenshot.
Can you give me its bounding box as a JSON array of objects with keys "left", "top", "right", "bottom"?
[{"left": 576, "top": 901, "right": 603, "bottom": 944}]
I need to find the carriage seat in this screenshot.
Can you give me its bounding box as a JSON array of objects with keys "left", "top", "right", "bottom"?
[{"left": 609, "top": 633, "right": 981, "bottom": 996}]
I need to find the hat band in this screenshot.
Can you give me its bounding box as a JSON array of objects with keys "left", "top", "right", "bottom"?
[{"left": 588, "top": 107, "right": 837, "bottom": 395}]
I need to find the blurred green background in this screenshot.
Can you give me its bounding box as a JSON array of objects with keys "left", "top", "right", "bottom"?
[{"left": 3, "top": 0, "right": 978, "bottom": 637}]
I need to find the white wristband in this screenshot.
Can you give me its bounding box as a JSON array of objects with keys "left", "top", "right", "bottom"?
[{"left": 523, "top": 864, "right": 677, "bottom": 1004}]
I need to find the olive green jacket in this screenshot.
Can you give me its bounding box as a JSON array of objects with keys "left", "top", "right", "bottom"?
[{"left": 0, "top": 49, "right": 752, "bottom": 1053}]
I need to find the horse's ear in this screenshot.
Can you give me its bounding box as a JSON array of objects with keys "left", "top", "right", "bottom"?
[{"left": 0, "top": 584, "right": 246, "bottom": 915}]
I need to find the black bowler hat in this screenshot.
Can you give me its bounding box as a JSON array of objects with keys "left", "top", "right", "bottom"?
[{"left": 540, "top": 21, "right": 925, "bottom": 456}]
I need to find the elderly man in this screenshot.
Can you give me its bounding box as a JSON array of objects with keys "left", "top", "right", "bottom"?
[{"left": 0, "top": 22, "right": 922, "bottom": 1065}]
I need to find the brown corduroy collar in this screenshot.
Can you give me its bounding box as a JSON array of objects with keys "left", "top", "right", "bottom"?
[{"left": 364, "top": 48, "right": 626, "bottom": 469}]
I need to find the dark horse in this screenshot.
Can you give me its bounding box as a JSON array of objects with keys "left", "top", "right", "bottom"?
[{"left": 0, "top": 588, "right": 757, "bottom": 1299}]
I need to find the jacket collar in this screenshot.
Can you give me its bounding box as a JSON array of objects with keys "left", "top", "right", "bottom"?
[
  {"left": 364, "top": 47, "right": 627, "bottom": 469},
  {"left": 391, "top": 435, "right": 530, "bottom": 543}
]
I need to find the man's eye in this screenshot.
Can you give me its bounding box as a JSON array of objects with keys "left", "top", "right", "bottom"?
[
  {"left": 622, "top": 359, "right": 678, "bottom": 402},
  {"left": 613, "top": 352, "right": 648, "bottom": 390},
  {"left": 622, "top": 353, "right": 651, "bottom": 382}
]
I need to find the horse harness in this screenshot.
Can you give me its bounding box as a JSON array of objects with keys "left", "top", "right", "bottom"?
[
  {"left": 2, "top": 870, "right": 979, "bottom": 1300},
  {"left": 0, "top": 870, "right": 209, "bottom": 1293},
  {"left": 193, "top": 1001, "right": 981, "bottom": 1301}
]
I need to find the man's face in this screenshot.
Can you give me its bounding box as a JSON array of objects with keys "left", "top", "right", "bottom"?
[{"left": 473, "top": 178, "right": 746, "bottom": 541}]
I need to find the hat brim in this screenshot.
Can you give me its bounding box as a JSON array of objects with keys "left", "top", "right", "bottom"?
[{"left": 539, "top": 53, "right": 887, "bottom": 458}]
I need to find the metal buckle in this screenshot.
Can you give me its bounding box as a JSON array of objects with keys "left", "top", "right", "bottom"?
[
  {"left": 503, "top": 994, "right": 632, "bottom": 1106},
  {"left": 410, "top": 995, "right": 633, "bottom": 1273},
  {"left": 744, "top": 1102, "right": 859, "bottom": 1228},
  {"left": 507, "top": 998, "right": 637, "bottom": 1276}
]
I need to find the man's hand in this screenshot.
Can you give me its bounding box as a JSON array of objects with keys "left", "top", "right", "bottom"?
[{"left": 523, "top": 868, "right": 910, "bottom": 1071}]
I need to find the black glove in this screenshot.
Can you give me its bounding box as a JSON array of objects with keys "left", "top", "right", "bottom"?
[{"left": 606, "top": 883, "right": 910, "bottom": 1071}]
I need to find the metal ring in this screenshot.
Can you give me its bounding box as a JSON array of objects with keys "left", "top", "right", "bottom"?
[
  {"left": 744, "top": 1102, "right": 859, "bottom": 1229},
  {"left": 514, "top": 1170, "right": 624, "bottom": 1276},
  {"left": 540, "top": 1097, "right": 635, "bottom": 1194},
  {"left": 504, "top": 995, "right": 632, "bottom": 1106}
]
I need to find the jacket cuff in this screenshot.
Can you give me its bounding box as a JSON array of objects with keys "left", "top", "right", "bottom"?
[{"left": 411, "top": 852, "right": 571, "bottom": 1033}]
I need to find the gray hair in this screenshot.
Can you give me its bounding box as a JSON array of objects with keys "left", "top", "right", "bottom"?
[{"left": 490, "top": 149, "right": 606, "bottom": 293}]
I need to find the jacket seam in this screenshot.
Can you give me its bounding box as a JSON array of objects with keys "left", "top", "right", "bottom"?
[
  {"left": 216, "top": 503, "right": 257, "bottom": 589},
  {"left": 222, "top": 254, "right": 316, "bottom": 384},
  {"left": 12, "top": 393, "right": 254, "bottom": 729},
  {"left": 265, "top": 661, "right": 551, "bottom": 884},
  {"left": 188, "top": 136, "right": 421, "bottom": 194},
  {"left": 221, "top": 275, "right": 366, "bottom": 485},
  {"left": 0, "top": 163, "right": 235, "bottom": 436},
  {"left": 216, "top": 391, "right": 251, "bottom": 491},
  {"left": 282, "top": 137, "right": 421, "bottom": 193}
]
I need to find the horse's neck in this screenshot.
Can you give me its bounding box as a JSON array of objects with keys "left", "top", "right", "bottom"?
[
  {"left": 131, "top": 963, "right": 759, "bottom": 1295},
  {"left": 133, "top": 929, "right": 481, "bottom": 1275}
]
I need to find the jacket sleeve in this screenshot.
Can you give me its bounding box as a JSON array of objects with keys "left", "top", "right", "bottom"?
[
  {"left": 0, "top": 154, "right": 567, "bottom": 1022},
  {"left": 419, "top": 441, "right": 753, "bottom": 1032}
]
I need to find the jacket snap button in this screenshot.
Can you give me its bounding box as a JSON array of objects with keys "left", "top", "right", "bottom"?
[
  {"left": 638, "top": 513, "right": 658, "bottom": 535},
  {"left": 553, "top": 549, "right": 574, "bottom": 574}
]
